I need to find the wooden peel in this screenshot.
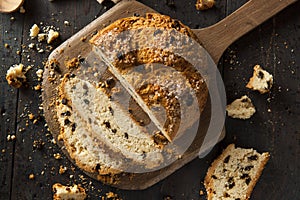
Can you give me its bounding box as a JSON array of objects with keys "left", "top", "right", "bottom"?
[
  {"left": 42, "top": 0, "right": 297, "bottom": 190},
  {"left": 193, "top": 0, "right": 298, "bottom": 63},
  {"left": 0, "top": 0, "right": 24, "bottom": 13}
]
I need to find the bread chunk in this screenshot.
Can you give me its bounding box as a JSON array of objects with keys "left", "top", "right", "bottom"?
[
  {"left": 246, "top": 65, "right": 273, "bottom": 94},
  {"left": 226, "top": 95, "right": 256, "bottom": 119},
  {"left": 52, "top": 183, "right": 86, "bottom": 200},
  {"left": 204, "top": 144, "right": 270, "bottom": 200},
  {"left": 6, "top": 64, "right": 27, "bottom": 88},
  {"left": 196, "top": 0, "right": 215, "bottom": 10},
  {"left": 30, "top": 24, "right": 40, "bottom": 38}
]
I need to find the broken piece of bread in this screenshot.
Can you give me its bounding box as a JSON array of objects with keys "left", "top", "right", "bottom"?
[
  {"left": 246, "top": 65, "right": 273, "bottom": 94},
  {"left": 6, "top": 64, "right": 27, "bottom": 88},
  {"left": 47, "top": 29, "right": 60, "bottom": 44},
  {"left": 30, "top": 24, "right": 40, "bottom": 38},
  {"left": 52, "top": 183, "right": 87, "bottom": 200},
  {"left": 204, "top": 144, "right": 270, "bottom": 200},
  {"left": 196, "top": 0, "right": 215, "bottom": 10},
  {"left": 226, "top": 95, "right": 256, "bottom": 119}
]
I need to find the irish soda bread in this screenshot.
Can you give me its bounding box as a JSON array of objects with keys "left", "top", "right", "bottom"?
[
  {"left": 204, "top": 144, "right": 270, "bottom": 200},
  {"left": 46, "top": 12, "right": 210, "bottom": 187}
]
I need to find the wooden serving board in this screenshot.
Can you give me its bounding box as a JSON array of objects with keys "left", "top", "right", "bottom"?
[{"left": 42, "top": 0, "right": 296, "bottom": 190}]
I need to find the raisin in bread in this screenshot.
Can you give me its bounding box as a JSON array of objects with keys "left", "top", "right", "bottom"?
[
  {"left": 246, "top": 65, "right": 273, "bottom": 94},
  {"left": 204, "top": 144, "right": 270, "bottom": 200},
  {"left": 226, "top": 95, "right": 256, "bottom": 119}
]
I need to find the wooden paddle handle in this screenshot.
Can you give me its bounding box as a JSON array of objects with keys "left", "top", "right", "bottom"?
[{"left": 193, "top": 0, "right": 298, "bottom": 63}]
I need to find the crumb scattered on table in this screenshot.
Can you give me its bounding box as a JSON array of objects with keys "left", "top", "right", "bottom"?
[{"left": 30, "top": 24, "right": 40, "bottom": 38}]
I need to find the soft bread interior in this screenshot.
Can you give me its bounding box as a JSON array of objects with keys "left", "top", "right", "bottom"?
[{"left": 57, "top": 76, "right": 164, "bottom": 173}]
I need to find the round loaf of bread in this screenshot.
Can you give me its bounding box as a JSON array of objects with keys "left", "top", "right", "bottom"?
[{"left": 43, "top": 12, "right": 209, "bottom": 187}]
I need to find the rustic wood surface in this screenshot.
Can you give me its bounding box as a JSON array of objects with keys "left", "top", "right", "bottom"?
[{"left": 0, "top": 0, "right": 299, "bottom": 199}]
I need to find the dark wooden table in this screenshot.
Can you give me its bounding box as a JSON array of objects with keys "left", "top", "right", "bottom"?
[{"left": 0, "top": 0, "right": 299, "bottom": 199}]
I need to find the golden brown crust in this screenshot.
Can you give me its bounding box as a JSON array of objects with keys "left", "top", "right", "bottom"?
[
  {"left": 90, "top": 13, "right": 198, "bottom": 44},
  {"left": 90, "top": 13, "right": 208, "bottom": 140}
]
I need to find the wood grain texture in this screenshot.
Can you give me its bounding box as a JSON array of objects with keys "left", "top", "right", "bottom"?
[
  {"left": 0, "top": 0, "right": 299, "bottom": 199},
  {"left": 0, "top": 10, "right": 24, "bottom": 199}
]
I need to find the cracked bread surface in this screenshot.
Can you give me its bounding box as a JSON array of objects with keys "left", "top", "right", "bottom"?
[
  {"left": 204, "top": 144, "right": 270, "bottom": 200},
  {"left": 90, "top": 13, "right": 208, "bottom": 141}
]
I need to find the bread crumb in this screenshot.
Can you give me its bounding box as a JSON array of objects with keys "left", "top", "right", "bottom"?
[
  {"left": 64, "top": 21, "right": 70, "bottom": 26},
  {"left": 37, "top": 33, "right": 47, "bottom": 42},
  {"left": 6, "top": 64, "right": 27, "bottom": 88},
  {"left": 246, "top": 65, "right": 273, "bottom": 94},
  {"left": 54, "top": 153, "right": 62, "bottom": 160},
  {"left": 28, "top": 113, "right": 35, "bottom": 120},
  {"left": 19, "top": 6, "right": 26, "bottom": 14},
  {"left": 47, "top": 29, "right": 59, "bottom": 44},
  {"left": 28, "top": 43, "right": 35, "bottom": 49},
  {"left": 36, "top": 69, "right": 44, "bottom": 81},
  {"left": 30, "top": 24, "right": 40, "bottom": 38},
  {"left": 59, "top": 165, "right": 67, "bottom": 174},
  {"left": 196, "top": 0, "right": 215, "bottom": 10},
  {"left": 34, "top": 84, "right": 41, "bottom": 91},
  {"left": 226, "top": 95, "right": 256, "bottom": 119},
  {"left": 106, "top": 191, "right": 121, "bottom": 199},
  {"left": 199, "top": 190, "right": 204, "bottom": 195},
  {"left": 52, "top": 183, "right": 87, "bottom": 200},
  {"left": 7, "top": 134, "right": 16, "bottom": 141},
  {"left": 29, "top": 173, "right": 35, "bottom": 180}
]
